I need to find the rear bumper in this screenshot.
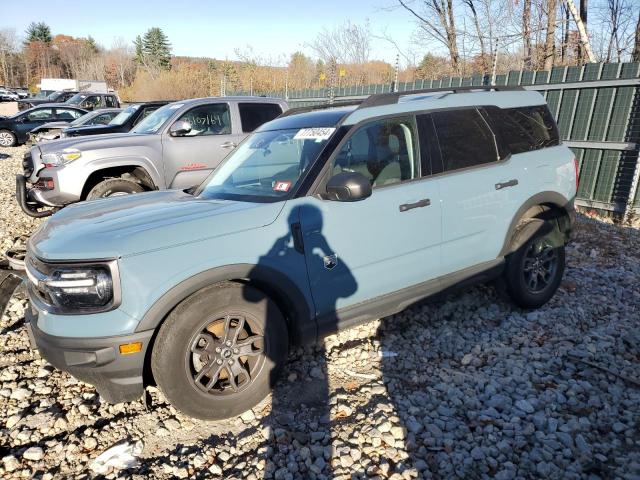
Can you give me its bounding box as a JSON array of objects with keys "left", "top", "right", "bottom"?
[{"left": 26, "top": 306, "right": 154, "bottom": 403}]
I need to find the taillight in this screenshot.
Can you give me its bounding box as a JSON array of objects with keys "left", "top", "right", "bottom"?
[{"left": 573, "top": 157, "right": 579, "bottom": 191}]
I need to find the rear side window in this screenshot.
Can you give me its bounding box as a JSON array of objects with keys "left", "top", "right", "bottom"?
[
  {"left": 432, "top": 108, "right": 498, "bottom": 172},
  {"left": 239, "top": 103, "right": 283, "bottom": 133},
  {"left": 490, "top": 106, "right": 559, "bottom": 154}
]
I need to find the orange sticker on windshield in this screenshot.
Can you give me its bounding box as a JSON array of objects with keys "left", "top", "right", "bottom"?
[{"left": 273, "top": 181, "right": 292, "bottom": 192}]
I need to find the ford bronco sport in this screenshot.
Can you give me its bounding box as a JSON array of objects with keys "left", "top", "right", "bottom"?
[
  {"left": 16, "top": 97, "right": 287, "bottom": 217},
  {"left": 23, "top": 86, "right": 576, "bottom": 419}
]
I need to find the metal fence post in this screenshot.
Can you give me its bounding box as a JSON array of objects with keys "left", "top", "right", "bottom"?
[{"left": 625, "top": 156, "right": 640, "bottom": 222}]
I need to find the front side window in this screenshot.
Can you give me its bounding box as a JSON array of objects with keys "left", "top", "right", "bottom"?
[
  {"left": 491, "top": 105, "right": 559, "bottom": 154},
  {"left": 105, "top": 96, "right": 118, "bottom": 108},
  {"left": 82, "top": 95, "right": 101, "bottom": 109},
  {"left": 197, "top": 127, "right": 334, "bottom": 201},
  {"left": 26, "top": 108, "right": 53, "bottom": 121},
  {"left": 332, "top": 117, "right": 419, "bottom": 187},
  {"left": 239, "top": 103, "right": 283, "bottom": 133},
  {"left": 432, "top": 109, "right": 498, "bottom": 172},
  {"left": 176, "top": 104, "right": 231, "bottom": 136}
]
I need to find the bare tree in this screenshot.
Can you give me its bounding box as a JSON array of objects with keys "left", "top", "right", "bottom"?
[
  {"left": 0, "top": 29, "right": 19, "bottom": 86},
  {"left": 306, "top": 21, "right": 372, "bottom": 65},
  {"left": 463, "top": 0, "right": 489, "bottom": 71},
  {"left": 522, "top": 0, "right": 532, "bottom": 68},
  {"left": 397, "top": 0, "right": 460, "bottom": 73},
  {"left": 543, "top": 0, "right": 558, "bottom": 70},
  {"left": 634, "top": 9, "right": 640, "bottom": 61}
]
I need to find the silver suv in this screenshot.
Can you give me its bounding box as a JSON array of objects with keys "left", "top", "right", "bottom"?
[{"left": 16, "top": 97, "right": 287, "bottom": 217}]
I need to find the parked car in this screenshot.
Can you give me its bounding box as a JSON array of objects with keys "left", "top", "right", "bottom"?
[
  {"left": 0, "top": 105, "right": 88, "bottom": 147},
  {"left": 29, "top": 108, "right": 122, "bottom": 143},
  {"left": 62, "top": 92, "right": 120, "bottom": 110},
  {"left": 18, "top": 90, "right": 78, "bottom": 111},
  {"left": 22, "top": 87, "right": 576, "bottom": 419},
  {"left": 0, "top": 89, "right": 19, "bottom": 102},
  {"left": 60, "top": 101, "right": 169, "bottom": 138},
  {"left": 13, "top": 88, "right": 30, "bottom": 99},
  {"left": 17, "top": 97, "right": 287, "bottom": 214}
]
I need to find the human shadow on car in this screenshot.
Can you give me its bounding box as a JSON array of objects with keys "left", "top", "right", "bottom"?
[{"left": 243, "top": 204, "right": 357, "bottom": 479}]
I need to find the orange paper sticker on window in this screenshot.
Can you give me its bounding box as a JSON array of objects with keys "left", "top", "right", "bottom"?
[{"left": 273, "top": 181, "right": 292, "bottom": 192}]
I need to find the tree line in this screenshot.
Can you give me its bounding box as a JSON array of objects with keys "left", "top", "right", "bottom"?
[{"left": 1, "top": 2, "right": 639, "bottom": 101}]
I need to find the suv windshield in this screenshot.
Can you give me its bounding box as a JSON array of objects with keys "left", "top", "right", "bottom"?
[
  {"left": 69, "top": 111, "right": 96, "bottom": 126},
  {"left": 130, "top": 103, "right": 177, "bottom": 134},
  {"left": 66, "top": 93, "right": 89, "bottom": 104},
  {"left": 109, "top": 105, "right": 139, "bottom": 126},
  {"left": 197, "top": 127, "right": 335, "bottom": 202}
]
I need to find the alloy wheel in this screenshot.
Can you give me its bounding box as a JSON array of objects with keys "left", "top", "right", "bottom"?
[
  {"left": 0, "top": 131, "right": 14, "bottom": 147},
  {"left": 185, "top": 314, "right": 265, "bottom": 395},
  {"left": 522, "top": 240, "right": 558, "bottom": 293}
]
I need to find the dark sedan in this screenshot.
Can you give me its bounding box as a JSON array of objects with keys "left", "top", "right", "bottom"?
[
  {"left": 61, "top": 101, "right": 169, "bottom": 138},
  {"left": 0, "top": 105, "right": 87, "bottom": 147},
  {"left": 30, "top": 108, "right": 122, "bottom": 143}
]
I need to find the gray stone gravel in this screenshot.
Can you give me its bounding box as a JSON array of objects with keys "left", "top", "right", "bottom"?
[{"left": 1, "top": 143, "right": 639, "bottom": 478}]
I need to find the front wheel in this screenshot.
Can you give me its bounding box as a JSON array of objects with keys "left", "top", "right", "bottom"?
[
  {"left": 504, "top": 225, "right": 565, "bottom": 309},
  {"left": 151, "top": 282, "right": 289, "bottom": 420},
  {"left": 86, "top": 178, "right": 144, "bottom": 199},
  {"left": 0, "top": 130, "right": 17, "bottom": 147}
]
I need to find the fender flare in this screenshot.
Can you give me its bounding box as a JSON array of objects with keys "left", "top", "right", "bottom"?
[
  {"left": 84, "top": 157, "right": 163, "bottom": 189},
  {"left": 135, "top": 263, "right": 316, "bottom": 344},
  {"left": 499, "top": 191, "right": 575, "bottom": 257}
]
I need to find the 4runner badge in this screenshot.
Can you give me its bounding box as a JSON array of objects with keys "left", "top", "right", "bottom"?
[{"left": 323, "top": 254, "right": 338, "bottom": 270}]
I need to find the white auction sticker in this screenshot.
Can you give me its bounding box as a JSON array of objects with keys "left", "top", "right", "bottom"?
[{"left": 293, "top": 127, "right": 335, "bottom": 141}]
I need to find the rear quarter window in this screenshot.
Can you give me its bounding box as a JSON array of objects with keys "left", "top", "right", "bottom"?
[
  {"left": 239, "top": 103, "right": 283, "bottom": 133},
  {"left": 490, "top": 105, "right": 559, "bottom": 154}
]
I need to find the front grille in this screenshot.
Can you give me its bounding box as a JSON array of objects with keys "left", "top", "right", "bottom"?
[{"left": 22, "top": 151, "right": 34, "bottom": 177}]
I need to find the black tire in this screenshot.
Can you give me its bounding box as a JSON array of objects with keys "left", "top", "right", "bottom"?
[
  {"left": 86, "top": 178, "right": 144, "bottom": 199},
  {"left": 0, "top": 129, "right": 17, "bottom": 147},
  {"left": 504, "top": 221, "right": 565, "bottom": 309},
  {"left": 151, "top": 282, "right": 289, "bottom": 420}
]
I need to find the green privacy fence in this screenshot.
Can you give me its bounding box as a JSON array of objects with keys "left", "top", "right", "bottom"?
[{"left": 236, "top": 62, "right": 640, "bottom": 217}]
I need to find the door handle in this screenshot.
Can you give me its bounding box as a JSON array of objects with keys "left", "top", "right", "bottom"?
[
  {"left": 495, "top": 179, "right": 518, "bottom": 190},
  {"left": 399, "top": 198, "right": 431, "bottom": 212},
  {"left": 220, "top": 141, "right": 237, "bottom": 149}
]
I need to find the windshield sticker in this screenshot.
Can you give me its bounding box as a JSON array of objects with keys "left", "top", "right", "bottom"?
[
  {"left": 168, "top": 104, "right": 184, "bottom": 109},
  {"left": 273, "top": 181, "right": 292, "bottom": 192},
  {"left": 293, "top": 127, "right": 335, "bottom": 141}
]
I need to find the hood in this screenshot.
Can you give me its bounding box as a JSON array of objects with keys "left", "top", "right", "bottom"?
[
  {"left": 65, "top": 123, "right": 121, "bottom": 136},
  {"left": 37, "top": 132, "right": 153, "bottom": 154},
  {"left": 29, "top": 190, "right": 285, "bottom": 260},
  {"left": 31, "top": 121, "right": 69, "bottom": 133}
]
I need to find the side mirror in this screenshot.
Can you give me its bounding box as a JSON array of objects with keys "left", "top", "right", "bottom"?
[
  {"left": 169, "top": 120, "right": 192, "bottom": 137},
  {"left": 326, "top": 172, "right": 372, "bottom": 202}
]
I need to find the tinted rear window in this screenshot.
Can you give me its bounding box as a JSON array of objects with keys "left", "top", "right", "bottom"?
[
  {"left": 432, "top": 108, "right": 498, "bottom": 172},
  {"left": 490, "top": 105, "right": 559, "bottom": 154},
  {"left": 239, "top": 103, "right": 283, "bottom": 133}
]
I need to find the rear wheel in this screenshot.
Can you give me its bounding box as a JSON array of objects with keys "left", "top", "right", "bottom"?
[
  {"left": 151, "top": 282, "right": 289, "bottom": 420},
  {"left": 504, "top": 222, "right": 565, "bottom": 309},
  {"left": 0, "top": 130, "right": 17, "bottom": 147},
  {"left": 86, "top": 178, "right": 144, "bottom": 199}
]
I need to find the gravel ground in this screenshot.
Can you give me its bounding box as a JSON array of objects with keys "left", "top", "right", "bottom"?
[{"left": 1, "top": 143, "right": 639, "bottom": 479}]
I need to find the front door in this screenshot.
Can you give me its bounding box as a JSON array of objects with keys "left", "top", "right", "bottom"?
[
  {"left": 16, "top": 107, "right": 55, "bottom": 142},
  {"left": 161, "top": 102, "right": 243, "bottom": 189},
  {"left": 298, "top": 115, "right": 443, "bottom": 333}
]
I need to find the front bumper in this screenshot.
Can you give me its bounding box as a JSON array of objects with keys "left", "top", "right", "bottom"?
[
  {"left": 15, "top": 175, "right": 59, "bottom": 218},
  {"left": 26, "top": 305, "right": 154, "bottom": 403}
]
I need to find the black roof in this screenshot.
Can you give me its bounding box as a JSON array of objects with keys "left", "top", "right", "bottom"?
[{"left": 257, "top": 105, "right": 356, "bottom": 132}]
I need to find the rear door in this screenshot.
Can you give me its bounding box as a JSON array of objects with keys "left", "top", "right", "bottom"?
[
  {"left": 161, "top": 101, "right": 243, "bottom": 189},
  {"left": 430, "top": 107, "right": 516, "bottom": 274},
  {"left": 300, "top": 115, "right": 443, "bottom": 329},
  {"left": 53, "top": 107, "right": 84, "bottom": 122}
]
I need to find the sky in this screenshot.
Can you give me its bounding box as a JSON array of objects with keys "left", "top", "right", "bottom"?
[{"left": 2, "top": 0, "right": 417, "bottom": 65}]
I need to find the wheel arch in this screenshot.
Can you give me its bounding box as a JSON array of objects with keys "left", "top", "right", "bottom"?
[
  {"left": 499, "top": 191, "right": 575, "bottom": 257},
  {"left": 81, "top": 164, "right": 158, "bottom": 199}
]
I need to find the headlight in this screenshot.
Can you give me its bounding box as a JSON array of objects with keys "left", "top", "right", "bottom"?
[
  {"left": 41, "top": 148, "right": 81, "bottom": 166},
  {"left": 26, "top": 258, "right": 120, "bottom": 314}
]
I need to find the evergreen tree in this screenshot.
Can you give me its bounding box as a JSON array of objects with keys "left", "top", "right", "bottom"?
[
  {"left": 141, "top": 27, "right": 171, "bottom": 70},
  {"left": 133, "top": 35, "right": 145, "bottom": 65},
  {"left": 25, "top": 22, "right": 52, "bottom": 44}
]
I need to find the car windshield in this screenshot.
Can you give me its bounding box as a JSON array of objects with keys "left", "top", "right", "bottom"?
[
  {"left": 69, "top": 111, "right": 100, "bottom": 126},
  {"left": 46, "top": 91, "right": 62, "bottom": 101},
  {"left": 130, "top": 103, "right": 177, "bottom": 134},
  {"left": 109, "top": 105, "right": 139, "bottom": 126},
  {"left": 66, "top": 93, "right": 90, "bottom": 104},
  {"left": 196, "top": 127, "right": 335, "bottom": 202}
]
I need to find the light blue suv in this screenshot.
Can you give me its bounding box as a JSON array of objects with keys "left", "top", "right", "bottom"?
[{"left": 24, "top": 86, "right": 577, "bottom": 419}]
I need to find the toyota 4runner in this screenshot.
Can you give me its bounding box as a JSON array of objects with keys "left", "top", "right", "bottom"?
[{"left": 24, "top": 86, "right": 576, "bottom": 419}]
